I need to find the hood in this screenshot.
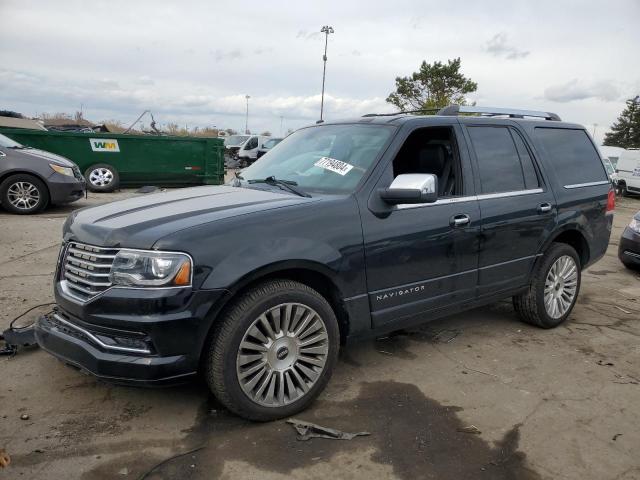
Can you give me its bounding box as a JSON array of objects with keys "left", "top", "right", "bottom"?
[
  {"left": 19, "top": 147, "right": 77, "bottom": 167},
  {"left": 65, "top": 185, "right": 319, "bottom": 249}
]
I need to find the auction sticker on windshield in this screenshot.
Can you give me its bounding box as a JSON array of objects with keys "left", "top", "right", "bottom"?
[{"left": 314, "top": 157, "right": 354, "bottom": 176}]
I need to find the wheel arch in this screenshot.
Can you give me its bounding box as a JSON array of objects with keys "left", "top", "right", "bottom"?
[
  {"left": 540, "top": 227, "right": 590, "bottom": 268},
  {"left": 198, "top": 261, "right": 351, "bottom": 371}
]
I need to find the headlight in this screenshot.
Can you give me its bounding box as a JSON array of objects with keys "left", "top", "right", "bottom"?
[
  {"left": 50, "top": 164, "right": 75, "bottom": 177},
  {"left": 629, "top": 218, "right": 640, "bottom": 234},
  {"left": 109, "top": 250, "right": 192, "bottom": 287}
]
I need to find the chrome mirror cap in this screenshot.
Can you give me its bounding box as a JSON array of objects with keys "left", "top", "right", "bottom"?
[{"left": 380, "top": 173, "right": 438, "bottom": 205}]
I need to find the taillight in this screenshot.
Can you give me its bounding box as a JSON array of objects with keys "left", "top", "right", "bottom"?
[{"left": 606, "top": 189, "right": 615, "bottom": 212}]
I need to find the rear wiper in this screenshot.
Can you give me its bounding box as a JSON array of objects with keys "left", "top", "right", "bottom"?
[{"left": 248, "top": 176, "right": 311, "bottom": 198}]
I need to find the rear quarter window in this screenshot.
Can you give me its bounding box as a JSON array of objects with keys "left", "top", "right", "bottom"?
[{"left": 534, "top": 128, "right": 608, "bottom": 186}]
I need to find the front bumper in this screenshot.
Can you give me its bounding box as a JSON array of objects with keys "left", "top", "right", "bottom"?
[
  {"left": 35, "top": 284, "right": 228, "bottom": 385},
  {"left": 47, "top": 173, "right": 85, "bottom": 205},
  {"left": 618, "top": 226, "right": 640, "bottom": 267}
]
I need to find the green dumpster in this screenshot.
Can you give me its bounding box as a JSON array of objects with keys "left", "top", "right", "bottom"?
[{"left": 0, "top": 128, "right": 225, "bottom": 192}]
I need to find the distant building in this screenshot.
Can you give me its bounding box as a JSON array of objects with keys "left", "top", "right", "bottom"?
[{"left": 0, "top": 116, "right": 47, "bottom": 131}]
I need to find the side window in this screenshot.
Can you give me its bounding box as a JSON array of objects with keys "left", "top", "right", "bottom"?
[
  {"left": 534, "top": 128, "right": 608, "bottom": 186},
  {"left": 468, "top": 126, "right": 525, "bottom": 194},
  {"left": 391, "top": 127, "right": 462, "bottom": 197},
  {"left": 247, "top": 137, "right": 258, "bottom": 149},
  {"left": 510, "top": 130, "right": 540, "bottom": 189}
]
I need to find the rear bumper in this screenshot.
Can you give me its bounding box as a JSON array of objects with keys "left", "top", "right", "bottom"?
[
  {"left": 47, "top": 174, "right": 85, "bottom": 204},
  {"left": 618, "top": 227, "right": 640, "bottom": 267}
]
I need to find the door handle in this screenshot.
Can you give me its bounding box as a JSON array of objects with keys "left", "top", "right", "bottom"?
[
  {"left": 538, "top": 203, "right": 553, "bottom": 213},
  {"left": 450, "top": 214, "right": 470, "bottom": 227}
]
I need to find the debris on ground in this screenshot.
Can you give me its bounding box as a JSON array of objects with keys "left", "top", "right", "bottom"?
[
  {"left": 457, "top": 425, "right": 482, "bottom": 435},
  {"left": 287, "top": 419, "right": 370, "bottom": 441},
  {"left": 597, "top": 360, "right": 614, "bottom": 366},
  {"left": 135, "top": 186, "right": 159, "bottom": 194},
  {"left": 612, "top": 433, "right": 622, "bottom": 441},
  {"left": 0, "top": 449, "right": 10, "bottom": 468},
  {"left": 20, "top": 414, "right": 29, "bottom": 420},
  {"left": 0, "top": 302, "right": 55, "bottom": 356}
]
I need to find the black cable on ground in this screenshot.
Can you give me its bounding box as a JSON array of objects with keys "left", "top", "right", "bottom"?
[{"left": 137, "top": 445, "right": 206, "bottom": 480}]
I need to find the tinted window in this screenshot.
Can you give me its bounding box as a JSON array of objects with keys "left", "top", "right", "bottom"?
[
  {"left": 511, "top": 131, "right": 540, "bottom": 189},
  {"left": 534, "top": 128, "right": 607, "bottom": 185},
  {"left": 468, "top": 126, "right": 525, "bottom": 193}
]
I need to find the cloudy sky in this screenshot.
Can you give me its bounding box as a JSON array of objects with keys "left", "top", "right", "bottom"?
[{"left": 1, "top": 0, "right": 638, "bottom": 142}]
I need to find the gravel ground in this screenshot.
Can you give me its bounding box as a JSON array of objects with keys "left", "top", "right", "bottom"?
[{"left": 1, "top": 187, "right": 639, "bottom": 480}]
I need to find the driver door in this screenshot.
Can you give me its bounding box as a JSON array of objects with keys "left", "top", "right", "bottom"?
[{"left": 360, "top": 121, "right": 480, "bottom": 329}]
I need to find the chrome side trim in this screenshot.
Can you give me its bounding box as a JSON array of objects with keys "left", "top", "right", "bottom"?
[
  {"left": 476, "top": 188, "right": 543, "bottom": 200},
  {"left": 395, "top": 188, "right": 543, "bottom": 210},
  {"left": 564, "top": 181, "right": 610, "bottom": 189},
  {"left": 624, "top": 250, "right": 640, "bottom": 259},
  {"left": 51, "top": 313, "right": 151, "bottom": 354}
]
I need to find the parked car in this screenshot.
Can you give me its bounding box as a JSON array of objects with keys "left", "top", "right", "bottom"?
[
  {"left": 618, "top": 211, "right": 640, "bottom": 269},
  {"left": 256, "top": 137, "right": 283, "bottom": 159},
  {"left": 615, "top": 149, "right": 640, "bottom": 196},
  {"left": 224, "top": 135, "right": 250, "bottom": 160},
  {"left": 0, "top": 133, "right": 85, "bottom": 214},
  {"left": 237, "top": 135, "right": 270, "bottom": 165},
  {"left": 36, "top": 106, "right": 614, "bottom": 421},
  {"left": 0, "top": 129, "right": 225, "bottom": 192}
]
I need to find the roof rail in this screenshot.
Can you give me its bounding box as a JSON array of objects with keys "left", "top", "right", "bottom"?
[
  {"left": 437, "top": 105, "right": 561, "bottom": 121},
  {"left": 362, "top": 109, "right": 439, "bottom": 117}
]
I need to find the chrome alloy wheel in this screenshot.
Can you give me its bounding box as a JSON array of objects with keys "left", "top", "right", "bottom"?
[
  {"left": 544, "top": 255, "right": 578, "bottom": 319},
  {"left": 7, "top": 181, "right": 40, "bottom": 210},
  {"left": 88, "top": 168, "right": 114, "bottom": 187},
  {"left": 236, "top": 303, "right": 330, "bottom": 407}
]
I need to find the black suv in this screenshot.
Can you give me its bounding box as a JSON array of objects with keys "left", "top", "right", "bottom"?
[{"left": 36, "top": 106, "right": 614, "bottom": 420}]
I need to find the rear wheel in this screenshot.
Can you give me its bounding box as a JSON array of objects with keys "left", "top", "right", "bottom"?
[
  {"left": 0, "top": 174, "right": 49, "bottom": 214},
  {"left": 206, "top": 279, "right": 339, "bottom": 421},
  {"left": 513, "top": 243, "right": 581, "bottom": 328},
  {"left": 84, "top": 163, "right": 119, "bottom": 192}
]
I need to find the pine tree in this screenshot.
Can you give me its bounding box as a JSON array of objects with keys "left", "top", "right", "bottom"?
[
  {"left": 386, "top": 58, "right": 477, "bottom": 112},
  {"left": 603, "top": 96, "right": 640, "bottom": 149}
]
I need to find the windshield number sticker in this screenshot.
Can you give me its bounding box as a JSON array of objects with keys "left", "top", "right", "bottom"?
[{"left": 314, "top": 157, "right": 354, "bottom": 176}]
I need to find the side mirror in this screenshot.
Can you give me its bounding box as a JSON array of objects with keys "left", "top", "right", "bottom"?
[{"left": 379, "top": 174, "right": 438, "bottom": 205}]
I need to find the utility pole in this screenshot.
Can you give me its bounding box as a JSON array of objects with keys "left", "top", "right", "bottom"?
[
  {"left": 245, "top": 95, "right": 250, "bottom": 134},
  {"left": 319, "top": 25, "right": 334, "bottom": 122},
  {"left": 280, "top": 116, "right": 284, "bottom": 136}
]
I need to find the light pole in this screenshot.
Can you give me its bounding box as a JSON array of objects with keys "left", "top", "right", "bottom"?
[
  {"left": 280, "top": 116, "right": 284, "bottom": 136},
  {"left": 245, "top": 95, "right": 250, "bottom": 134},
  {"left": 319, "top": 25, "right": 334, "bottom": 122}
]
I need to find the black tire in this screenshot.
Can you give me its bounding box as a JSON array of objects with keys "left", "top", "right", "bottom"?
[
  {"left": 205, "top": 279, "right": 340, "bottom": 421},
  {"left": 84, "top": 163, "right": 119, "bottom": 192},
  {"left": 0, "top": 174, "right": 49, "bottom": 214},
  {"left": 513, "top": 243, "right": 581, "bottom": 329}
]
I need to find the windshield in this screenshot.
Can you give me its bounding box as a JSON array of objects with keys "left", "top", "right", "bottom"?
[
  {"left": 263, "top": 138, "right": 282, "bottom": 149},
  {"left": 602, "top": 158, "right": 615, "bottom": 175},
  {"left": 238, "top": 124, "right": 394, "bottom": 194},
  {"left": 0, "top": 133, "right": 23, "bottom": 148},
  {"left": 224, "top": 135, "right": 250, "bottom": 147}
]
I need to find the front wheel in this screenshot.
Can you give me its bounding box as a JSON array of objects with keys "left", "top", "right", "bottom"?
[
  {"left": 206, "top": 279, "right": 340, "bottom": 421},
  {"left": 513, "top": 243, "right": 581, "bottom": 328},
  {"left": 0, "top": 174, "right": 49, "bottom": 214}
]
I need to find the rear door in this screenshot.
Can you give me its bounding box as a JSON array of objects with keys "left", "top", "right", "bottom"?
[{"left": 462, "top": 123, "right": 557, "bottom": 296}]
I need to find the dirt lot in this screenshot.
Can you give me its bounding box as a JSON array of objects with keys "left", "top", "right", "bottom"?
[{"left": 1, "top": 189, "right": 639, "bottom": 480}]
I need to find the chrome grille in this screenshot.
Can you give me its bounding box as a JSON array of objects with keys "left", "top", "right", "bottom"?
[{"left": 62, "top": 242, "right": 119, "bottom": 301}]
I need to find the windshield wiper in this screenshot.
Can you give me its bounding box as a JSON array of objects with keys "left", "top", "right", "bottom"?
[{"left": 248, "top": 176, "right": 311, "bottom": 198}]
